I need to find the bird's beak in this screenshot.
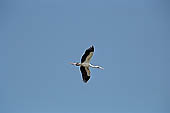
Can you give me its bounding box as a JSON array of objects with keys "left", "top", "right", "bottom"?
[{"left": 69, "top": 62, "right": 75, "bottom": 65}]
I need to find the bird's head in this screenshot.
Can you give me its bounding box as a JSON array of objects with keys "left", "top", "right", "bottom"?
[{"left": 70, "top": 62, "right": 81, "bottom": 66}]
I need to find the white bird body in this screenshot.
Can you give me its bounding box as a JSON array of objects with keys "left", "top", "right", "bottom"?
[
  {"left": 70, "top": 45, "right": 104, "bottom": 83},
  {"left": 82, "top": 62, "right": 90, "bottom": 67}
]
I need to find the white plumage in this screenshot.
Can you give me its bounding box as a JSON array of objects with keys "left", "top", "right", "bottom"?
[{"left": 70, "top": 45, "right": 104, "bottom": 83}]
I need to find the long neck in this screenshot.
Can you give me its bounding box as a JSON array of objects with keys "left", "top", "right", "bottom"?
[
  {"left": 76, "top": 62, "right": 81, "bottom": 66},
  {"left": 70, "top": 62, "right": 81, "bottom": 66}
]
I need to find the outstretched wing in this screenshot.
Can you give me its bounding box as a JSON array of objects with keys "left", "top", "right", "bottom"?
[
  {"left": 81, "top": 46, "right": 94, "bottom": 63},
  {"left": 80, "top": 66, "right": 91, "bottom": 83}
]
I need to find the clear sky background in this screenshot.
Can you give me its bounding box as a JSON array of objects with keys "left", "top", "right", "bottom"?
[{"left": 0, "top": 0, "right": 170, "bottom": 113}]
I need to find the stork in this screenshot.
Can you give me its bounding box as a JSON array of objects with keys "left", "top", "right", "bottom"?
[{"left": 70, "top": 45, "right": 104, "bottom": 83}]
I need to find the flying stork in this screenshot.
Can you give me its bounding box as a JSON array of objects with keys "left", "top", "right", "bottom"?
[{"left": 70, "top": 45, "right": 104, "bottom": 83}]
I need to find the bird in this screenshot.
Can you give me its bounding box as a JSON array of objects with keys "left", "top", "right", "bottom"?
[{"left": 70, "top": 45, "right": 104, "bottom": 83}]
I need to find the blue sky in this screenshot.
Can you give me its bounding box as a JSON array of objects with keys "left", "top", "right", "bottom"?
[{"left": 0, "top": 0, "right": 170, "bottom": 113}]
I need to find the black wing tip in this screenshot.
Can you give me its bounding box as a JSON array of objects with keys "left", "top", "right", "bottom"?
[
  {"left": 83, "top": 76, "right": 90, "bottom": 83},
  {"left": 83, "top": 80, "right": 88, "bottom": 83},
  {"left": 83, "top": 77, "right": 90, "bottom": 83},
  {"left": 89, "top": 45, "right": 94, "bottom": 52},
  {"left": 80, "top": 66, "right": 90, "bottom": 83}
]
